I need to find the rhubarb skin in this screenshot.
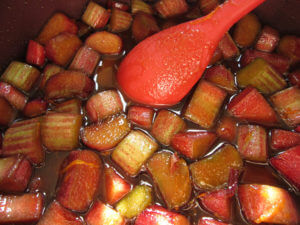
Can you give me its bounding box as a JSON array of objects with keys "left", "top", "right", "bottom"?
[
  {"left": 109, "top": 8, "right": 133, "bottom": 33},
  {"left": 216, "top": 115, "right": 237, "bottom": 143},
  {"left": 135, "top": 205, "right": 190, "bottom": 225},
  {"left": 155, "top": 0, "right": 188, "bottom": 18},
  {"left": 108, "top": 0, "right": 130, "bottom": 11},
  {"left": 197, "top": 217, "right": 229, "bottom": 225},
  {"left": 288, "top": 70, "right": 300, "bottom": 87},
  {"left": 255, "top": 26, "right": 280, "bottom": 52},
  {"left": 0, "top": 97, "right": 16, "bottom": 126},
  {"left": 81, "top": 1, "right": 110, "bottom": 29},
  {"left": 23, "top": 99, "right": 47, "bottom": 118},
  {"left": 26, "top": 40, "right": 45, "bottom": 67},
  {"left": 210, "top": 46, "right": 223, "bottom": 65},
  {"left": 218, "top": 32, "right": 239, "bottom": 60},
  {"left": 238, "top": 184, "right": 299, "bottom": 224},
  {"left": 131, "top": 0, "right": 154, "bottom": 15},
  {"left": 40, "top": 64, "right": 64, "bottom": 90},
  {"left": 270, "top": 129, "right": 300, "bottom": 150},
  {"left": 277, "top": 35, "right": 300, "bottom": 65},
  {"left": 56, "top": 150, "right": 102, "bottom": 212},
  {"left": 146, "top": 151, "right": 192, "bottom": 209},
  {"left": 0, "top": 81, "right": 27, "bottom": 111},
  {"left": 96, "top": 58, "right": 118, "bottom": 89},
  {"left": 54, "top": 99, "right": 82, "bottom": 114},
  {"left": 127, "top": 105, "right": 154, "bottom": 129}
]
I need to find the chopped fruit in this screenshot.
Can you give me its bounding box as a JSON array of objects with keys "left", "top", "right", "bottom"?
[
  {"left": 170, "top": 131, "right": 217, "bottom": 159},
  {"left": 131, "top": 0, "right": 153, "bottom": 14},
  {"left": 44, "top": 70, "right": 94, "bottom": 100},
  {"left": 238, "top": 184, "right": 299, "bottom": 224},
  {"left": 39, "top": 64, "right": 64, "bottom": 90},
  {"left": 37, "top": 12, "right": 78, "bottom": 44},
  {"left": 210, "top": 47, "right": 223, "bottom": 65},
  {"left": 216, "top": 115, "right": 237, "bottom": 143},
  {"left": 0, "top": 155, "right": 32, "bottom": 192},
  {"left": 270, "top": 86, "right": 300, "bottom": 127},
  {"left": 116, "top": 185, "right": 152, "bottom": 219},
  {"left": 184, "top": 81, "right": 227, "bottom": 129},
  {"left": 204, "top": 65, "right": 237, "bottom": 93},
  {"left": 151, "top": 110, "right": 186, "bottom": 146},
  {"left": 54, "top": 99, "right": 82, "bottom": 114},
  {"left": 86, "top": 31, "right": 123, "bottom": 54},
  {"left": 85, "top": 200, "right": 125, "bottom": 225},
  {"left": 103, "top": 167, "right": 131, "bottom": 205},
  {"left": 277, "top": 35, "right": 300, "bottom": 65},
  {"left": 237, "top": 125, "right": 267, "bottom": 162},
  {"left": 56, "top": 150, "right": 102, "bottom": 212},
  {"left": 45, "top": 32, "right": 82, "bottom": 66},
  {"left": 41, "top": 113, "right": 82, "bottom": 151},
  {"left": 198, "top": 217, "right": 229, "bottom": 225},
  {"left": 0, "top": 82, "right": 27, "bottom": 110},
  {"left": 270, "top": 145, "right": 300, "bottom": 190},
  {"left": 155, "top": 0, "right": 188, "bottom": 18},
  {"left": 112, "top": 130, "right": 158, "bottom": 176},
  {"left": 77, "top": 21, "right": 92, "bottom": 38},
  {"left": 1, "top": 61, "right": 40, "bottom": 93},
  {"left": 198, "top": 0, "right": 219, "bottom": 15},
  {"left": 2, "top": 118, "right": 44, "bottom": 164},
  {"left": 227, "top": 86, "right": 278, "bottom": 126},
  {"left": 289, "top": 70, "right": 300, "bottom": 87},
  {"left": 237, "top": 58, "right": 287, "bottom": 94},
  {"left": 81, "top": 1, "right": 110, "bottom": 29},
  {"left": 86, "top": 90, "right": 123, "bottom": 122},
  {"left": 82, "top": 114, "right": 131, "bottom": 151},
  {"left": 109, "top": 8, "right": 133, "bottom": 33},
  {"left": 255, "top": 26, "right": 279, "bottom": 52},
  {"left": 270, "top": 129, "right": 300, "bottom": 150},
  {"left": 190, "top": 144, "right": 243, "bottom": 190},
  {"left": 108, "top": 0, "right": 129, "bottom": 11},
  {"left": 96, "top": 59, "right": 117, "bottom": 88},
  {"left": 37, "top": 200, "right": 83, "bottom": 225},
  {"left": 135, "top": 205, "right": 190, "bottom": 225},
  {"left": 132, "top": 12, "right": 160, "bottom": 42},
  {"left": 146, "top": 151, "right": 192, "bottom": 209},
  {"left": 233, "top": 13, "right": 261, "bottom": 47},
  {"left": 218, "top": 33, "right": 239, "bottom": 60},
  {"left": 0, "top": 97, "right": 16, "bottom": 126},
  {"left": 26, "top": 40, "right": 45, "bottom": 67},
  {"left": 241, "top": 49, "right": 290, "bottom": 74},
  {"left": 23, "top": 99, "right": 47, "bottom": 118},
  {"left": 128, "top": 105, "right": 154, "bottom": 129},
  {"left": 69, "top": 45, "right": 100, "bottom": 76}
]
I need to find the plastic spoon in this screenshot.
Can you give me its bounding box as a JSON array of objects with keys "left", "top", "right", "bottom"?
[{"left": 117, "top": 0, "right": 266, "bottom": 106}]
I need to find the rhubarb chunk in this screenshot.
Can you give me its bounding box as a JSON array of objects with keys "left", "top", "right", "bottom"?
[
  {"left": 218, "top": 33, "right": 239, "bottom": 60},
  {"left": 255, "top": 26, "right": 279, "bottom": 52},
  {"left": 198, "top": 217, "right": 229, "bottom": 225},
  {"left": 271, "top": 129, "right": 300, "bottom": 150},
  {"left": 155, "top": 0, "right": 188, "bottom": 18},
  {"left": 289, "top": 70, "right": 300, "bottom": 87},
  {"left": 82, "top": 1, "right": 110, "bottom": 29},
  {"left": 198, "top": 0, "right": 219, "bottom": 15},
  {"left": 26, "top": 40, "right": 45, "bottom": 67},
  {"left": 56, "top": 150, "right": 102, "bottom": 212},
  {"left": 0, "top": 97, "right": 16, "bottom": 126},
  {"left": 54, "top": 99, "right": 82, "bottom": 114},
  {"left": 146, "top": 151, "right": 192, "bottom": 209},
  {"left": 151, "top": 110, "right": 186, "bottom": 146},
  {"left": 238, "top": 184, "right": 299, "bottom": 224},
  {"left": 184, "top": 80, "right": 227, "bottom": 128},
  {"left": 132, "top": 0, "right": 153, "bottom": 15},
  {"left": 0, "top": 82, "right": 27, "bottom": 111},
  {"left": 96, "top": 58, "right": 117, "bottom": 89},
  {"left": 23, "top": 99, "right": 47, "bottom": 118},
  {"left": 40, "top": 64, "right": 64, "bottom": 90},
  {"left": 112, "top": 130, "right": 158, "bottom": 176},
  {"left": 127, "top": 105, "right": 154, "bottom": 129},
  {"left": 82, "top": 114, "right": 130, "bottom": 151},
  {"left": 277, "top": 35, "right": 300, "bottom": 65},
  {"left": 41, "top": 113, "right": 82, "bottom": 151},
  {"left": 109, "top": 8, "right": 133, "bottom": 33},
  {"left": 216, "top": 115, "right": 237, "bottom": 143}
]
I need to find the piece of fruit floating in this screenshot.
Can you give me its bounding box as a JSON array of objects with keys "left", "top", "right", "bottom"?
[
  {"left": 0, "top": 193, "right": 43, "bottom": 224},
  {"left": 277, "top": 35, "right": 300, "bottom": 65},
  {"left": 103, "top": 167, "right": 131, "bottom": 205},
  {"left": 289, "top": 70, "right": 300, "bottom": 87},
  {"left": 81, "top": 1, "right": 110, "bottom": 29},
  {"left": 112, "top": 130, "right": 158, "bottom": 176},
  {"left": 23, "top": 99, "right": 47, "bottom": 118},
  {"left": 237, "top": 124, "right": 267, "bottom": 162},
  {"left": 233, "top": 13, "right": 261, "bottom": 48},
  {"left": 41, "top": 112, "right": 82, "bottom": 151},
  {"left": 198, "top": 0, "right": 219, "bottom": 15},
  {"left": 238, "top": 184, "right": 299, "bottom": 224},
  {"left": 116, "top": 185, "right": 152, "bottom": 219},
  {"left": 82, "top": 114, "right": 131, "bottom": 151},
  {"left": 1, "top": 61, "right": 40, "bottom": 93},
  {"left": 135, "top": 205, "right": 190, "bottom": 225},
  {"left": 0, "top": 155, "right": 32, "bottom": 192},
  {"left": 204, "top": 65, "right": 237, "bottom": 93},
  {"left": 218, "top": 33, "right": 239, "bottom": 60},
  {"left": 96, "top": 59, "right": 117, "bottom": 88},
  {"left": 184, "top": 80, "right": 227, "bottom": 129},
  {"left": 197, "top": 217, "right": 229, "bottom": 225},
  {"left": 2, "top": 118, "right": 44, "bottom": 164},
  {"left": 240, "top": 49, "right": 290, "bottom": 74},
  {"left": 151, "top": 109, "right": 186, "bottom": 146},
  {"left": 237, "top": 58, "right": 287, "bottom": 95},
  {"left": 131, "top": 0, "right": 153, "bottom": 14},
  {"left": 270, "top": 145, "right": 300, "bottom": 190},
  {"left": 69, "top": 45, "right": 100, "bottom": 76},
  {"left": 127, "top": 105, "right": 154, "bottom": 129},
  {"left": 171, "top": 131, "right": 217, "bottom": 159},
  {"left": 108, "top": 0, "right": 129, "bottom": 11},
  {"left": 56, "top": 150, "right": 102, "bottom": 212},
  {"left": 86, "top": 31, "right": 123, "bottom": 54},
  {"left": 190, "top": 144, "right": 243, "bottom": 190},
  {"left": 270, "top": 86, "right": 300, "bottom": 127},
  {"left": 26, "top": 40, "right": 45, "bottom": 67},
  {"left": 86, "top": 90, "right": 123, "bottom": 122},
  {"left": 227, "top": 86, "right": 278, "bottom": 126},
  {"left": 54, "top": 99, "right": 82, "bottom": 114},
  {"left": 44, "top": 70, "right": 94, "bottom": 100},
  {"left": 0, "top": 97, "right": 16, "bottom": 126},
  {"left": 132, "top": 12, "right": 160, "bottom": 42},
  {"left": 155, "top": 0, "right": 188, "bottom": 18},
  {"left": 85, "top": 200, "right": 125, "bottom": 225},
  {"left": 45, "top": 32, "right": 82, "bottom": 66},
  {"left": 37, "top": 200, "right": 84, "bottom": 225},
  {"left": 270, "top": 129, "right": 300, "bottom": 150},
  {"left": 109, "top": 8, "right": 133, "bottom": 33},
  {"left": 36, "top": 12, "right": 78, "bottom": 45},
  {"left": 255, "top": 26, "right": 280, "bottom": 52},
  {"left": 210, "top": 46, "right": 223, "bottom": 65},
  {"left": 40, "top": 64, "right": 64, "bottom": 90},
  {"left": 216, "top": 115, "right": 237, "bottom": 143},
  {"left": 146, "top": 151, "right": 192, "bottom": 209}
]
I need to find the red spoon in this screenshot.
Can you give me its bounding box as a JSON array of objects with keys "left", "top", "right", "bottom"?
[{"left": 117, "top": 0, "right": 266, "bottom": 106}]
